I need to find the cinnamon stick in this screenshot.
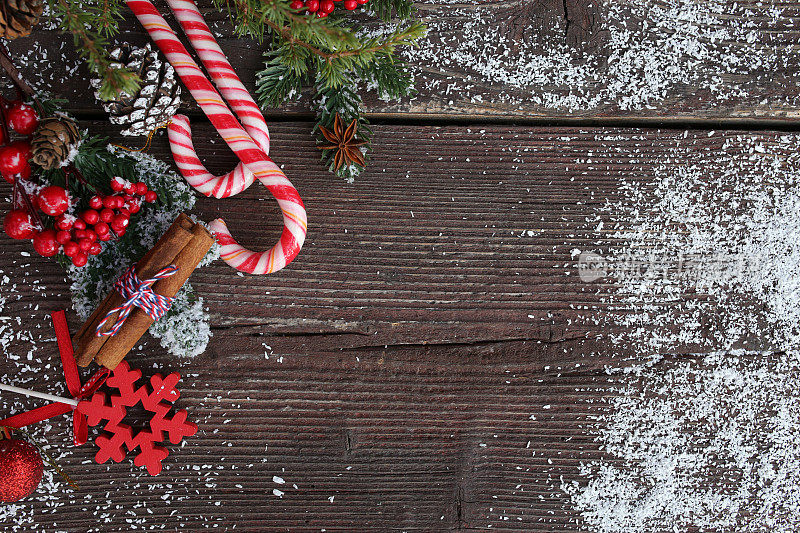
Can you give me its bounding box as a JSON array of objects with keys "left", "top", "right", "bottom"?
[
  {"left": 94, "top": 222, "right": 214, "bottom": 369},
  {"left": 74, "top": 214, "right": 194, "bottom": 347},
  {"left": 74, "top": 214, "right": 211, "bottom": 368},
  {"left": 74, "top": 215, "right": 194, "bottom": 362}
]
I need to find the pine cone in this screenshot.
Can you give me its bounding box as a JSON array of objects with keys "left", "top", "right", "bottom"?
[
  {"left": 31, "top": 117, "right": 81, "bottom": 170},
  {"left": 92, "top": 43, "right": 181, "bottom": 137},
  {"left": 0, "top": 0, "right": 43, "bottom": 40}
]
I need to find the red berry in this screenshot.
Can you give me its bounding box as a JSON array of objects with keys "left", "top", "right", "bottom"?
[
  {"left": 144, "top": 191, "right": 157, "bottom": 203},
  {"left": 88, "top": 196, "right": 104, "bottom": 209},
  {"left": 0, "top": 141, "right": 31, "bottom": 182},
  {"left": 3, "top": 209, "right": 35, "bottom": 239},
  {"left": 320, "top": 0, "right": 334, "bottom": 13},
  {"left": 356, "top": 0, "right": 368, "bottom": 5},
  {"left": 110, "top": 177, "right": 126, "bottom": 192},
  {"left": 55, "top": 214, "right": 75, "bottom": 231},
  {"left": 102, "top": 195, "right": 124, "bottom": 209},
  {"left": 97, "top": 231, "right": 111, "bottom": 242},
  {"left": 73, "top": 228, "right": 88, "bottom": 240},
  {"left": 62, "top": 240, "right": 79, "bottom": 257},
  {"left": 99, "top": 208, "right": 114, "bottom": 223},
  {"left": 55, "top": 230, "right": 71, "bottom": 244},
  {"left": 290, "top": 0, "right": 303, "bottom": 8},
  {"left": 127, "top": 200, "right": 141, "bottom": 214},
  {"left": 93, "top": 221, "right": 109, "bottom": 236},
  {"left": 134, "top": 182, "right": 148, "bottom": 196},
  {"left": 80, "top": 209, "right": 99, "bottom": 225},
  {"left": 305, "top": 0, "right": 319, "bottom": 11},
  {"left": 16, "top": 163, "right": 31, "bottom": 181},
  {"left": 111, "top": 214, "right": 129, "bottom": 229},
  {"left": 77, "top": 238, "right": 92, "bottom": 252},
  {"left": 72, "top": 218, "right": 86, "bottom": 230},
  {"left": 316, "top": 10, "right": 328, "bottom": 16},
  {"left": 37, "top": 186, "right": 70, "bottom": 216},
  {"left": 88, "top": 242, "right": 102, "bottom": 255},
  {"left": 344, "top": 0, "right": 357, "bottom": 9},
  {"left": 111, "top": 217, "right": 127, "bottom": 232},
  {"left": 71, "top": 252, "right": 88, "bottom": 267},
  {"left": 32, "top": 229, "right": 59, "bottom": 257},
  {"left": 7, "top": 102, "right": 39, "bottom": 135},
  {"left": 84, "top": 229, "right": 98, "bottom": 242}
]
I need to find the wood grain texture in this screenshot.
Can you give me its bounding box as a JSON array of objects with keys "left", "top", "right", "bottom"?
[
  {"left": 0, "top": 122, "right": 791, "bottom": 530},
  {"left": 6, "top": 0, "right": 800, "bottom": 121}
]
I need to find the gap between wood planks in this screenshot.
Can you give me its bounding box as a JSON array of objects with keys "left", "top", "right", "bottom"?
[{"left": 70, "top": 109, "right": 800, "bottom": 133}]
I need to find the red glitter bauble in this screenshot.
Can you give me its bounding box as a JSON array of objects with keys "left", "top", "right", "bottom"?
[{"left": 0, "top": 439, "right": 43, "bottom": 502}]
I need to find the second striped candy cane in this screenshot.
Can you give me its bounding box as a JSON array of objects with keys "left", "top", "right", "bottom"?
[
  {"left": 127, "top": 0, "right": 307, "bottom": 274},
  {"left": 166, "top": 0, "right": 269, "bottom": 199}
]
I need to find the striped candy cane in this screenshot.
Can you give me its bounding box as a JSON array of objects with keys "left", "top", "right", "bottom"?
[
  {"left": 126, "top": 0, "right": 307, "bottom": 274},
  {"left": 166, "top": 0, "right": 269, "bottom": 199},
  {"left": 168, "top": 115, "right": 256, "bottom": 198}
]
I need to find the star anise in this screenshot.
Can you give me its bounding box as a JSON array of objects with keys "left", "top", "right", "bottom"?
[{"left": 317, "top": 114, "right": 367, "bottom": 171}]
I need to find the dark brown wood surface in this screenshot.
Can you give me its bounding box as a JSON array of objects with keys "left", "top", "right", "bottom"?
[
  {"left": 6, "top": 0, "right": 800, "bottom": 121},
  {"left": 0, "top": 0, "right": 796, "bottom": 530},
  {"left": 1, "top": 118, "right": 791, "bottom": 530}
]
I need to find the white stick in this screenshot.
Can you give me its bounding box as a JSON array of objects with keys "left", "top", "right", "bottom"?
[{"left": 0, "top": 383, "right": 78, "bottom": 407}]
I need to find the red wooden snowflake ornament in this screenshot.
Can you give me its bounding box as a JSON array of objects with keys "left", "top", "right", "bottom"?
[{"left": 76, "top": 361, "right": 197, "bottom": 475}]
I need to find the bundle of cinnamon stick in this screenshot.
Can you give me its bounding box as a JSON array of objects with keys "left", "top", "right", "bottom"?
[{"left": 74, "top": 214, "right": 214, "bottom": 370}]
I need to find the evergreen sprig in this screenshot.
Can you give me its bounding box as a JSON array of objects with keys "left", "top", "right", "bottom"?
[
  {"left": 246, "top": 0, "right": 425, "bottom": 180},
  {"left": 45, "top": 0, "right": 140, "bottom": 100},
  {"left": 369, "top": 0, "right": 414, "bottom": 21}
]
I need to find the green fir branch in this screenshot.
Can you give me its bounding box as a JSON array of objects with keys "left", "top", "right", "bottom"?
[
  {"left": 248, "top": 0, "right": 425, "bottom": 180},
  {"left": 355, "top": 53, "right": 415, "bottom": 100},
  {"left": 217, "top": 0, "right": 356, "bottom": 49},
  {"left": 256, "top": 51, "right": 307, "bottom": 108},
  {"left": 45, "top": 0, "right": 140, "bottom": 100},
  {"left": 368, "top": 0, "right": 414, "bottom": 20}
]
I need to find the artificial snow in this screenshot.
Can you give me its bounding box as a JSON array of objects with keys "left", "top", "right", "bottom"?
[
  {"left": 564, "top": 132, "right": 800, "bottom": 531},
  {"left": 405, "top": 0, "right": 794, "bottom": 112}
]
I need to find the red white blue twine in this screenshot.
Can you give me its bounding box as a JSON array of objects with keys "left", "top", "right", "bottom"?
[{"left": 95, "top": 265, "right": 179, "bottom": 337}]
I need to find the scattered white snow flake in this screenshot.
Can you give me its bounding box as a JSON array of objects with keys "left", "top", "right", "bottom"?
[
  {"left": 564, "top": 352, "right": 800, "bottom": 533},
  {"left": 567, "top": 132, "right": 800, "bottom": 531},
  {"left": 405, "top": 0, "right": 795, "bottom": 112}
]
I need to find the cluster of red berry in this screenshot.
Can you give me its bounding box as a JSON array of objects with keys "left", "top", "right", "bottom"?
[
  {"left": 3, "top": 177, "right": 157, "bottom": 267},
  {"left": 289, "top": 0, "right": 369, "bottom": 17},
  {"left": 0, "top": 100, "right": 38, "bottom": 183}
]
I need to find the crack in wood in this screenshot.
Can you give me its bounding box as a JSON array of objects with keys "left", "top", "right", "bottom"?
[
  {"left": 343, "top": 332, "right": 587, "bottom": 352},
  {"left": 563, "top": 0, "right": 609, "bottom": 59}
]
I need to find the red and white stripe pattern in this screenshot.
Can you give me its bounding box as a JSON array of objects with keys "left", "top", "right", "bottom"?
[
  {"left": 168, "top": 116, "right": 256, "bottom": 198},
  {"left": 127, "top": 0, "right": 307, "bottom": 274},
  {"left": 96, "top": 265, "right": 179, "bottom": 337},
  {"left": 166, "top": 0, "right": 269, "bottom": 198}
]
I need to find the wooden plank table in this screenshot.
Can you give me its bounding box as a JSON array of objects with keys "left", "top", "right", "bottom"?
[{"left": 0, "top": 1, "right": 797, "bottom": 531}]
